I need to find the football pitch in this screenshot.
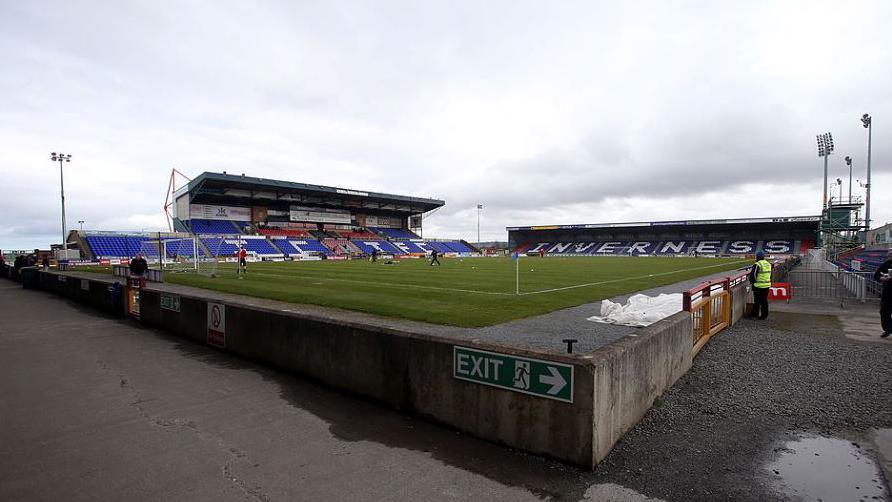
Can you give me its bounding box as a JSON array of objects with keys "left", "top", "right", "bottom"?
[{"left": 156, "top": 256, "right": 748, "bottom": 327}]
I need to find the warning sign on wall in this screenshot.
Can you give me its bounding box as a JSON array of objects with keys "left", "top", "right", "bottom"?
[{"left": 207, "top": 302, "right": 226, "bottom": 348}]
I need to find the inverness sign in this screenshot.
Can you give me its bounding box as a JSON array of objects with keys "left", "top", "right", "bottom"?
[{"left": 453, "top": 346, "right": 574, "bottom": 403}]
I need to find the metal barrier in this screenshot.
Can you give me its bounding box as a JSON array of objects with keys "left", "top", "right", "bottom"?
[
  {"left": 788, "top": 266, "right": 881, "bottom": 305},
  {"left": 683, "top": 276, "right": 733, "bottom": 356}
]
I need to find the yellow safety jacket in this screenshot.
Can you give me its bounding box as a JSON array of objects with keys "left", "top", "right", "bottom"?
[{"left": 754, "top": 259, "right": 772, "bottom": 289}]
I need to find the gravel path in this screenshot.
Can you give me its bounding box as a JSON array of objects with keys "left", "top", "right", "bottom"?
[{"left": 592, "top": 312, "right": 892, "bottom": 501}]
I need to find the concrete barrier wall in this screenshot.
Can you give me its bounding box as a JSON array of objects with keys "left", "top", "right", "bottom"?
[
  {"left": 36, "top": 271, "right": 124, "bottom": 315},
  {"left": 29, "top": 270, "right": 697, "bottom": 469},
  {"left": 138, "top": 287, "right": 597, "bottom": 466},
  {"left": 588, "top": 312, "right": 693, "bottom": 463}
]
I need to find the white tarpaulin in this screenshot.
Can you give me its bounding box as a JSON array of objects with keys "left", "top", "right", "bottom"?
[{"left": 587, "top": 293, "right": 683, "bottom": 327}]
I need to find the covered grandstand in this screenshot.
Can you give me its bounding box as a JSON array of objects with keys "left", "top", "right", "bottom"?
[
  {"left": 508, "top": 216, "right": 821, "bottom": 257},
  {"left": 64, "top": 172, "right": 478, "bottom": 263}
]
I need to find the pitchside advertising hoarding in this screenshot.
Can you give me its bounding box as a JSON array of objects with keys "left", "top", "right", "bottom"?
[{"left": 190, "top": 204, "right": 251, "bottom": 221}]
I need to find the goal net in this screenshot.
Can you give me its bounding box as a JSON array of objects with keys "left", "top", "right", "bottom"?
[{"left": 140, "top": 237, "right": 199, "bottom": 273}]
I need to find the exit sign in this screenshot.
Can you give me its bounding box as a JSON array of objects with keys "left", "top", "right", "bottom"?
[{"left": 453, "top": 346, "right": 574, "bottom": 403}]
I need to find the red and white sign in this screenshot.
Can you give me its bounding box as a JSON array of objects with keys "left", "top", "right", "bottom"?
[
  {"left": 768, "top": 283, "right": 792, "bottom": 301},
  {"left": 207, "top": 302, "right": 226, "bottom": 348}
]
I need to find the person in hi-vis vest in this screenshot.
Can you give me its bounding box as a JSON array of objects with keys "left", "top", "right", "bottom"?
[{"left": 749, "top": 250, "right": 772, "bottom": 320}]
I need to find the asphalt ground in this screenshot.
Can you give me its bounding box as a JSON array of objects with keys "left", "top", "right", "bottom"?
[{"left": 2, "top": 280, "right": 890, "bottom": 501}]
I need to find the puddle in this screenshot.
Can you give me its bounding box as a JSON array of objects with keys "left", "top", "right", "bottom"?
[{"left": 767, "top": 434, "right": 889, "bottom": 501}]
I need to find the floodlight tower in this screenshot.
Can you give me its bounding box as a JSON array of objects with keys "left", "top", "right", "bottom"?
[
  {"left": 476, "top": 203, "right": 483, "bottom": 245},
  {"left": 816, "top": 132, "right": 834, "bottom": 209},
  {"left": 861, "top": 113, "right": 872, "bottom": 231},
  {"left": 50, "top": 152, "right": 72, "bottom": 249},
  {"left": 844, "top": 156, "right": 853, "bottom": 203}
]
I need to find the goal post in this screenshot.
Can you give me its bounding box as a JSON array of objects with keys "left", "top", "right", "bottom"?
[{"left": 140, "top": 236, "right": 199, "bottom": 272}]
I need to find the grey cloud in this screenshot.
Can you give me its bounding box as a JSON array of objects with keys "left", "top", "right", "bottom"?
[{"left": 1, "top": 0, "right": 891, "bottom": 248}]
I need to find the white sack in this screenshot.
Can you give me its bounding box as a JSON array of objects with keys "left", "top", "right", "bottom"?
[{"left": 587, "top": 293, "right": 683, "bottom": 327}]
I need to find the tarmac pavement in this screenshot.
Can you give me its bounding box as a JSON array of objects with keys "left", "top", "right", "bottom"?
[{"left": 2, "top": 280, "right": 890, "bottom": 501}]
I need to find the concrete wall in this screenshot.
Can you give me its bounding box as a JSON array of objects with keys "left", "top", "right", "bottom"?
[
  {"left": 588, "top": 312, "right": 693, "bottom": 463},
  {"left": 27, "top": 270, "right": 699, "bottom": 469},
  {"left": 36, "top": 271, "right": 124, "bottom": 315},
  {"left": 138, "top": 287, "right": 597, "bottom": 466}
]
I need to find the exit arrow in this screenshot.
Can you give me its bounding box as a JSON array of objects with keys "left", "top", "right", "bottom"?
[{"left": 539, "top": 366, "right": 567, "bottom": 395}]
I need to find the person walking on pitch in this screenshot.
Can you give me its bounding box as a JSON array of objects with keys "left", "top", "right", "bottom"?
[
  {"left": 429, "top": 249, "right": 441, "bottom": 266},
  {"left": 874, "top": 249, "right": 892, "bottom": 338},
  {"left": 748, "top": 250, "right": 772, "bottom": 320}
]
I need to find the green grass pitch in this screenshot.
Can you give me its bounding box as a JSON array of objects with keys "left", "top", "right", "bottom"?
[{"left": 155, "top": 256, "right": 747, "bottom": 327}]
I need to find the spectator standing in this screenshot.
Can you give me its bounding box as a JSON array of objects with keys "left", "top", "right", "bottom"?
[
  {"left": 748, "top": 251, "right": 772, "bottom": 320},
  {"left": 129, "top": 253, "right": 148, "bottom": 277},
  {"left": 41, "top": 256, "right": 50, "bottom": 270},
  {"left": 873, "top": 249, "right": 892, "bottom": 338}
]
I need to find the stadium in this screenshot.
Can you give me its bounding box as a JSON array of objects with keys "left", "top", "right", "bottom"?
[
  {"left": 4, "top": 164, "right": 891, "bottom": 487},
  {"left": 2, "top": 167, "right": 887, "bottom": 474},
  {"left": 23, "top": 170, "right": 828, "bottom": 327}
]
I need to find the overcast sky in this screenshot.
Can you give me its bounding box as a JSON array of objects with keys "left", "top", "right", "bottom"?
[{"left": 1, "top": 0, "right": 890, "bottom": 250}]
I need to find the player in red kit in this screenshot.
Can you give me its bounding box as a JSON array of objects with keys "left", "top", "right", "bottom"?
[{"left": 237, "top": 245, "right": 248, "bottom": 279}]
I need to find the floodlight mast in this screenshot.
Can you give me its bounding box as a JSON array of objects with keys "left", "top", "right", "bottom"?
[
  {"left": 844, "top": 156, "right": 853, "bottom": 203},
  {"left": 50, "top": 153, "right": 72, "bottom": 250},
  {"left": 816, "top": 132, "right": 833, "bottom": 209},
  {"left": 476, "top": 203, "right": 483, "bottom": 245},
  {"left": 861, "top": 114, "right": 872, "bottom": 231}
]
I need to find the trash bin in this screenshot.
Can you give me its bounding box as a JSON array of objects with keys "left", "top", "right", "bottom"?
[
  {"left": 108, "top": 282, "right": 124, "bottom": 316},
  {"left": 20, "top": 266, "right": 39, "bottom": 289}
]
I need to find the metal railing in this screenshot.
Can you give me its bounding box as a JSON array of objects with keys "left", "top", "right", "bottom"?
[{"left": 788, "top": 266, "right": 881, "bottom": 305}]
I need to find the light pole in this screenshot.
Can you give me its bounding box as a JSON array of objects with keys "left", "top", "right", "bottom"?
[
  {"left": 50, "top": 152, "right": 72, "bottom": 249},
  {"left": 844, "top": 156, "right": 853, "bottom": 203},
  {"left": 861, "top": 113, "right": 872, "bottom": 231},
  {"left": 78, "top": 220, "right": 85, "bottom": 233},
  {"left": 816, "top": 132, "right": 834, "bottom": 209},
  {"left": 476, "top": 204, "right": 483, "bottom": 245}
]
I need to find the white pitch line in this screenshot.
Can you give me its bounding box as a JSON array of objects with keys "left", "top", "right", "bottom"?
[
  {"left": 517, "top": 260, "right": 749, "bottom": 296},
  {"left": 209, "top": 259, "right": 747, "bottom": 297}
]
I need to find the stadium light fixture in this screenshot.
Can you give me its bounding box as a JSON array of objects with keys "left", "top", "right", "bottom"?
[
  {"left": 476, "top": 203, "right": 484, "bottom": 245},
  {"left": 50, "top": 152, "right": 72, "bottom": 249},
  {"left": 861, "top": 113, "right": 872, "bottom": 232},
  {"left": 816, "top": 132, "right": 833, "bottom": 210},
  {"left": 844, "top": 156, "right": 853, "bottom": 203},
  {"left": 78, "top": 220, "right": 85, "bottom": 232}
]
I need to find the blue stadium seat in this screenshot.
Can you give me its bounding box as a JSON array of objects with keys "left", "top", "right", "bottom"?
[
  {"left": 284, "top": 239, "right": 334, "bottom": 255},
  {"left": 427, "top": 242, "right": 453, "bottom": 254},
  {"left": 86, "top": 235, "right": 149, "bottom": 258},
  {"left": 201, "top": 238, "right": 239, "bottom": 256},
  {"left": 441, "top": 241, "right": 470, "bottom": 253},
  {"left": 241, "top": 238, "right": 282, "bottom": 256},
  {"left": 351, "top": 240, "right": 405, "bottom": 255}
]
